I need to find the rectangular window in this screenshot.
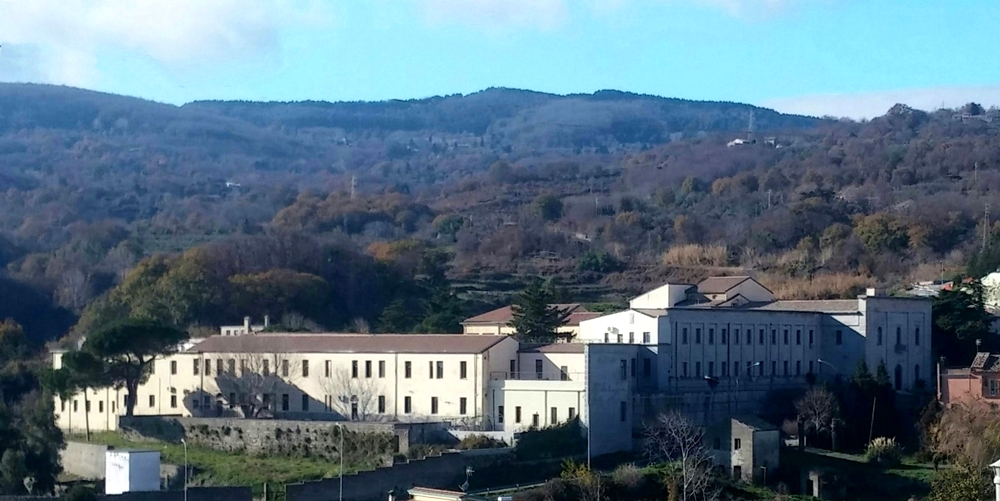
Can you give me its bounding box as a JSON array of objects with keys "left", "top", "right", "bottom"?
[
  {"left": 263, "top": 359, "right": 270, "bottom": 377},
  {"left": 429, "top": 361, "right": 434, "bottom": 378},
  {"left": 227, "top": 359, "right": 236, "bottom": 374},
  {"left": 352, "top": 360, "right": 359, "bottom": 378},
  {"left": 194, "top": 360, "right": 200, "bottom": 375},
  {"left": 758, "top": 362, "right": 764, "bottom": 376},
  {"left": 205, "top": 359, "right": 211, "bottom": 376},
  {"left": 99, "top": 400, "right": 104, "bottom": 413},
  {"left": 643, "top": 358, "right": 651, "bottom": 378},
  {"left": 682, "top": 362, "right": 688, "bottom": 378},
  {"left": 241, "top": 359, "right": 247, "bottom": 375},
  {"left": 620, "top": 360, "right": 628, "bottom": 380},
  {"left": 431, "top": 397, "right": 439, "bottom": 414},
  {"left": 84, "top": 400, "right": 90, "bottom": 412},
  {"left": 569, "top": 407, "right": 576, "bottom": 420},
  {"left": 796, "top": 330, "right": 802, "bottom": 346},
  {"left": 682, "top": 328, "right": 689, "bottom": 344},
  {"left": 734, "top": 438, "right": 742, "bottom": 450},
  {"left": 629, "top": 332, "right": 634, "bottom": 343},
  {"left": 809, "top": 330, "right": 814, "bottom": 345},
  {"left": 281, "top": 394, "right": 290, "bottom": 411},
  {"left": 784, "top": 361, "right": 789, "bottom": 376},
  {"left": 404, "top": 361, "right": 412, "bottom": 378},
  {"left": 695, "top": 328, "right": 702, "bottom": 344},
  {"left": 510, "top": 360, "right": 516, "bottom": 376},
  {"left": 365, "top": 360, "right": 372, "bottom": 378},
  {"left": 149, "top": 395, "right": 155, "bottom": 408},
  {"left": 796, "top": 360, "right": 802, "bottom": 375},
  {"left": 379, "top": 361, "right": 386, "bottom": 378},
  {"left": 604, "top": 333, "right": 609, "bottom": 343},
  {"left": 708, "top": 362, "right": 715, "bottom": 377},
  {"left": 695, "top": 362, "right": 701, "bottom": 377},
  {"left": 73, "top": 400, "right": 78, "bottom": 412},
  {"left": 620, "top": 401, "right": 627, "bottom": 422},
  {"left": 643, "top": 332, "right": 651, "bottom": 343},
  {"left": 551, "top": 407, "right": 558, "bottom": 424},
  {"left": 617, "top": 333, "right": 623, "bottom": 343},
  {"left": 515, "top": 406, "right": 522, "bottom": 424},
  {"left": 378, "top": 396, "right": 386, "bottom": 413},
  {"left": 708, "top": 328, "right": 715, "bottom": 344},
  {"left": 734, "top": 361, "right": 740, "bottom": 377},
  {"left": 836, "top": 330, "right": 843, "bottom": 345},
  {"left": 436, "top": 361, "right": 444, "bottom": 379},
  {"left": 302, "top": 360, "right": 309, "bottom": 378},
  {"left": 216, "top": 359, "right": 223, "bottom": 375},
  {"left": 60, "top": 400, "right": 65, "bottom": 412},
  {"left": 325, "top": 360, "right": 332, "bottom": 377},
  {"left": 722, "top": 362, "right": 729, "bottom": 377},
  {"left": 460, "top": 361, "right": 468, "bottom": 379},
  {"left": 561, "top": 366, "right": 569, "bottom": 381},
  {"left": 915, "top": 328, "right": 921, "bottom": 346},
  {"left": 301, "top": 394, "right": 309, "bottom": 411},
  {"left": 150, "top": 361, "right": 156, "bottom": 375},
  {"left": 720, "top": 329, "right": 726, "bottom": 344},
  {"left": 746, "top": 330, "right": 752, "bottom": 345},
  {"left": 809, "top": 361, "right": 814, "bottom": 374},
  {"left": 631, "top": 358, "right": 637, "bottom": 378},
  {"left": 784, "top": 330, "right": 789, "bottom": 345},
  {"left": 771, "top": 361, "right": 776, "bottom": 375},
  {"left": 759, "top": 329, "right": 765, "bottom": 345},
  {"left": 170, "top": 360, "right": 177, "bottom": 375},
  {"left": 991, "top": 380, "right": 999, "bottom": 397},
  {"left": 771, "top": 329, "right": 777, "bottom": 345},
  {"left": 404, "top": 396, "right": 412, "bottom": 414},
  {"left": 282, "top": 359, "right": 289, "bottom": 377},
  {"left": 460, "top": 398, "right": 468, "bottom": 415},
  {"left": 532, "top": 414, "right": 540, "bottom": 427},
  {"left": 498, "top": 406, "right": 505, "bottom": 424}
]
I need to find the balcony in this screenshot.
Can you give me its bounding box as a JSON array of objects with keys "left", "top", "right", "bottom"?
[{"left": 489, "top": 371, "right": 583, "bottom": 382}]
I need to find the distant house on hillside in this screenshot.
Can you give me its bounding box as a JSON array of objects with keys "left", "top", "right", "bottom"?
[
  {"left": 219, "top": 316, "right": 270, "bottom": 336},
  {"left": 461, "top": 304, "right": 600, "bottom": 339},
  {"left": 938, "top": 352, "right": 1000, "bottom": 408}
]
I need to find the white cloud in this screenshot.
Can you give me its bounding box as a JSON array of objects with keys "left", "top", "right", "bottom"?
[
  {"left": 764, "top": 84, "right": 1000, "bottom": 120},
  {"left": 407, "top": 0, "right": 570, "bottom": 30},
  {"left": 693, "top": 0, "right": 802, "bottom": 17},
  {"left": 0, "top": 0, "right": 332, "bottom": 86}
]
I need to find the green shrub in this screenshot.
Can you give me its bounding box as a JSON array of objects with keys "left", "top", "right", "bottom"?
[
  {"left": 516, "top": 418, "right": 585, "bottom": 461},
  {"left": 865, "top": 437, "right": 902, "bottom": 467},
  {"left": 456, "top": 434, "right": 507, "bottom": 450}
]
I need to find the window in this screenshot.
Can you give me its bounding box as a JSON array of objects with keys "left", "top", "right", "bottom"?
[
  {"left": 722, "top": 363, "right": 729, "bottom": 377},
  {"left": 302, "top": 360, "right": 309, "bottom": 378},
  {"left": 378, "top": 360, "right": 386, "bottom": 378},
  {"left": 509, "top": 359, "right": 516, "bottom": 376},
  {"left": 915, "top": 328, "right": 921, "bottom": 346},
  {"left": 771, "top": 329, "right": 777, "bottom": 345},
  {"left": 431, "top": 397, "right": 439, "bottom": 414},
  {"left": 85, "top": 400, "right": 91, "bottom": 412},
  {"left": 532, "top": 414, "right": 540, "bottom": 427},
  {"left": 643, "top": 358, "right": 651, "bottom": 378},
  {"left": 281, "top": 394, "right": 289, "bottom": 411},
  {"left": 617, "top": 333, "right": 623, "bottom": 343},
  {"left": 796, "top": 330, "right": 801, "bottom": 345},
  {"left": 682, "top": 362, "right": 689, "bottom": 378},
  {"left": 378, "top": 396, "right": 386, "bottom": 414},
  {"left": 170, "top": 360, "right": 177, "bottom": 375},
  {"left": 561, "top": 366, "right": 569, "bottom": 380},
  {"left": 325, "top": 360, "right": 332, "bottom": 378},
  {"left": 604, "top": 333, "right": 609, "bottom": 343},
  {"left": 150, "top": 360, "right": 156, "bottom": 374},
  {"left": 205, "top": 359, "right": 211, "bottom": 376},
  {"left": 619, "top": 359, "right": 628, "bottom": 380},
  {"left": 759, "top": 329, "right": 765, "bottom": 345},
  {"left": 352, "top": 360, "right": 359, "bottom": 378},
  {"left": 551, "top": 407, "right": 558, "bottom": 424},
  {"left": 836, "top": 330, "right": 843, "bottom": 345},
  {"left": 229, "top": 393, "right": 236, "bottom": 408},
  {"left": 537, "top": 359, "right": 545, "bottom": 379},
  {"left": 60, "top": 400, "right": 65, "bottom": 412},
  {"left": 460, "top": 361, "right": 468, "bottom": 379},
  {"left": 809, "top": 361, "right": 814, "bottom": 374},
  {"left": 515, "top": 406, "right": 522, "bottom": 424},
  {"left": 695, "top": 362, "right": 701, "bottom": 377},
  {"left": 896, "top": 327, "right": 902, "bottom": 345},
  {"left": 734, "top": 362, "right": 740, "bottom": 377},
  {"left": 695, "top": 328, "right": 702, "bottom": 344},
  {"left": 991, "top": 380, "right": 999, "bottom": 397},
  {"left": 682, "top": 328, "right": 689, "bottom": 344},
  {"left": 241, "top": 359, "right": 247, "bottom": 375},
  {"left": 808, "top": 330, "right": 814, "bottom": 346},
  {"left": 783, "top": 361, "right": 789, "bottom": 376},
  {"left": 498, "top": 406, "right": 505, "bottom": 424},
  {"left": 643, "top": 332, "right": 651, "bottom": 343},
  {"left": 194, "top": 360, "right": 200, "bottom": 375},
  {"left": 460, "top": 398, "right": 468, "bottom": 415},
  {"left": 708, "top": 362, "right": 715, "bottom": 377},
  {"left": 629, "top": 332, "right": 634, "bottom": 343},
  {"left": 631, "top": 358, "right": 637, "bottom": 378},
  {"left": 915, "top": 364, "right": 921, "bottom": 385},
  {"left": 784, "top": 330, "right": 789, "bottom": 345},
  {"left": 263, "top": 359, "right": 270, "bottom": 376},
  {"left": 365, "top": 360, "right": 372, "bottom": 378},
  {"left": 149, "top": 395, "right": 155, "bottom": 408},
  {"left": 97, "top": 400, "right": 103, "bottom": 413},
  {"left": 429, "top": 361, "right": 434, "bottom": 378},
  {"left": 620, "top": 401, "right": 627, "bottom": 422},
  {"left": 404, "top": 396, "right": 412, "bottom": 414},
  {"left": 734, "top": 438, "right": 742, "bottom": 450},
  {"left": 405, "top": 361, "right": 412, "bottom": 378},
  {"left": 747, "top": 362, "right": 752, "bottom": 377},
  {"left": 436, "top": 361, "right": 444, "bottom": 379},
  {"left": 301, "top": 394, "right": 309, "bottom": 411},
  {"left": 746, "top": 329, "right": 751, "bottom": 345},
  {"left": 216, "top": 359, "right": 223, "bottom": 375},
  {"left": 877, "top": 327, "right": 883, "bottom": 345},
  {"left": 228, "top": 359, "right": 236, "bottom": 374},
  {"left": 262, "top": 394, "right": 270, "bottom": 410},
  {"left": 759, "top": 362, "right": 765, "bottom": 376},
  {"left": 569, "top": 408, "right": 576, "bottom": 420},
  {"left": 708, "top": 328, "right": 715, "bottom": 344},
  {"left": 73, "top": 400, "right": 78, "bottom": 412},
  {"left": 112, "top": 400, "right": 116, "bottom": 413},
  {"left": 796, "top": 360, "right": 802, "bottom": 376}
]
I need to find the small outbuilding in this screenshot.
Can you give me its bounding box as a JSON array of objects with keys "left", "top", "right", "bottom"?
[{"left": 707, "top": 415, "right": 780, "bottom": 484}]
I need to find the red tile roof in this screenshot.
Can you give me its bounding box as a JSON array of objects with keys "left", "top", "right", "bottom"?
[
  {"left": 696, "top": 276, "right": 751, "bottom": 294},
  {"left": 462, "top": 304, "right": 590, "bottom": 325},
  {"left": 188, "top": 333, "right": 509, "bottom": 355}
]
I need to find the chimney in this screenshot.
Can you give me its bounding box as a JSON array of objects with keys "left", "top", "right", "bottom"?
[
  {"left": 264, "top": 315, "right": 270, "bottom": 328},
  {"left": 244, "top": 316, "right": 251, "bottom": 333},
  {"left": 865, "top": 288, "right": 885, "bottom": 297}
]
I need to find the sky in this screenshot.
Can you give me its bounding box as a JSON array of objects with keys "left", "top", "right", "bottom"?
[{"left": 1, "top": 0, "right": 999, "bottom": 119}]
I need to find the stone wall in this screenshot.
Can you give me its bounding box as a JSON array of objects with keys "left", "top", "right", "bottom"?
[
  {"left": 61, "top": 442, "right": 109, "bottom": 480},
  {"left": 285, "top": 449, "right": 548, "bottom": 501},
  {"left": 0, "top": 486, "right": 251, "bottom": 501}
]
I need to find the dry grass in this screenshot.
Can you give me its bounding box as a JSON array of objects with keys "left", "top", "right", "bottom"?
[
  {"left": 661, "top": 244, "right": 728, "bottom": 267},
  {"left": 759, "top": 272, "right": 873, "bottom": 300}
]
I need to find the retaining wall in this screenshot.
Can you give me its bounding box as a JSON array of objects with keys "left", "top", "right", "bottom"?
[{"left": 60, "top": 442, "right": 108, "bottom": 480}]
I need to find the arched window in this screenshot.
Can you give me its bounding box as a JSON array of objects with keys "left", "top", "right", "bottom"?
[
  {"left": 877, "top": 327, "right": 883, "bottom": 346},
  {"left": 896, "top": 327, "right": 901, "bottom": 345},
  {"left": 915, "top": 328, "right": 920, "bottom": 346}
]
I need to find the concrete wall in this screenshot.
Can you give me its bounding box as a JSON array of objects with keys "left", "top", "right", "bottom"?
[
  {"left": 583, "top": 344, "right": 637, "bottom": 456},
  {"left": 862, "top": 296, "right": 933, "bottom": 391},
  {"left": 286, "top": 449, "right": 513, "bottom": 501},
  {"left": 488, "top": 379, "right": 584, "bottom": 433},
  {"left": 578, "top": 310, "right": 659, "bottom": 345},
  {"left": 61, "top": 441, "right": 109, "bottom": 480}
]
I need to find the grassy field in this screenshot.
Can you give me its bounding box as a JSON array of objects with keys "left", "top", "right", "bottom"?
[{"left": 74, "top": 432, "right": 372, "bottom": 492}]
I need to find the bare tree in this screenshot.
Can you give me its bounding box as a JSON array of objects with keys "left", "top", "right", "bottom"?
[
  {"left": 795, "top": 387, "right": 840, "bottom": 446},
  {"left": 213, "top": 352, "right": 301, "bottom": 418},
  {"left": 318, "top": 366, "right": 383, "bottom": 421},
  {"left": 58, "top": 268, "right": 91, "bottom": 311},
  {"left": 644, "top": 412, "right": 720, "bottom": 501}
]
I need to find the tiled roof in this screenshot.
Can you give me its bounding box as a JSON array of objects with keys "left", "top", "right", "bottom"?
[
  {"left": 518, "top": 343, "right": 585, "bottom": 354},
  {"left": 566, "top": 311, "right": 602, "bottom": 325},
  {"left": 187, "top": 333, "right": 508, "bottom": 355},
  {"left": 462, "top": 304, "right": 588, "bottom": 325},
  {"left": 972, "top": 352, "right": 1000, "bottom": 372},
  {"left": 732, "top": 415, "right": 779, "bottom": 431},
  {"left": 697, "top": 276, "right": 751, "bottom": 294},
  {"left": 747, "top": 300, "right": 860, "bottom": 314}
]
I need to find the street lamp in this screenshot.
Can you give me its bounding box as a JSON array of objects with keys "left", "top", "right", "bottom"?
[
  {"left": 817, "top": 359, "right": 837, "bottom": 375},
  {"left": 991, "top": 459, "right": 1000, "bottom": 501},
  {"left": 180, "top": 439, "right": 188, "bottom": 501}
]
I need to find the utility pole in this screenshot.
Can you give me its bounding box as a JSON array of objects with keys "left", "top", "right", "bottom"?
[{"left": 985, "top": 203, "right": 991, "bottom": 252}]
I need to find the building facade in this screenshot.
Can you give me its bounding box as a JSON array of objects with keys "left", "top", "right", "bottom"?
[{"left": 938, "top": 352, "right": 1000, "bottom": 408}]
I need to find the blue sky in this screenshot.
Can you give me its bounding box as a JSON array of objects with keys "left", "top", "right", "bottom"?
[{"left": 2, "top": 0, "right": 999, "bottom": 118}]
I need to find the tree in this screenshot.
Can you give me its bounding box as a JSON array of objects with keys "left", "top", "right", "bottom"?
[
  {"left": 933, "top": 281, "right": 996, "bottom": 365},
  {"left": 534, "top": 194, "right": 564, "bottom": 222},
  {"left": 318, "top": 367, "right": 384, "bottom": 421},
  {"left": 377, "top": 299, "right": 416, "bottom": 333},
  {"left": 0, "top": 394, "right": 64, "bottom": 495},
  {"left": 82, "top": 319, "right": 188, "bottom": 416},
  {"left": 55, "top": 351, "right": 111, "bottom": 441},
  {"left": 508, "top": 279, "right": 571, "bottom": 342},
  {"left": 417, "top": 287, "right": 465, "bottom": 334},
  {"left": 852, "top": 213, "right": 908, "bottom": 252},
  {"left": 213, "top": 352, "right": 301, "bottom": 418},
  {"left": 644, "top": 412, "right": 719, "bottom": 501},
  {"left": 795, "top": 387, "right": 840, "bottom": 447}
]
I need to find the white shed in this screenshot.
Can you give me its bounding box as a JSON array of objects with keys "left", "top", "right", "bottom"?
[{"left": 105, "top": 450, "right": 161, "bottom": 495}]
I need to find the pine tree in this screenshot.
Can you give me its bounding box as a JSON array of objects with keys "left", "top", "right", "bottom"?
[
  {"left": 508, "top": 279, "right": 571, "bottom": 342},
  {"left": 417, "top": 287, "right": 465, "bottom": 334},
  {"left": 377, "top": 299, "right": 415, "bottom": 333},
  {"left": 875, "top": 360, "right": 892, "bottom": 389}
]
